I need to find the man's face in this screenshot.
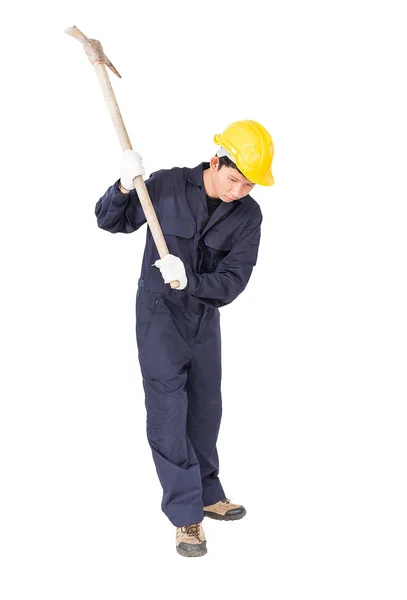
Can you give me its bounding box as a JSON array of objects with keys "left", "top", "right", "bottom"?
[{"left": 209, "top": 156, "right": 255, "bottom": 202}]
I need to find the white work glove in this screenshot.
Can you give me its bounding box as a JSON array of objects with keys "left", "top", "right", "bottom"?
[
  {"left": 153, "top": 254, "right": 188, "bottom": 290},
  {"left": 120, "top": 149, "right": 145, "bottom": 190}
]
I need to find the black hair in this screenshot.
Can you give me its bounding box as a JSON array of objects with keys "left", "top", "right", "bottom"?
[{"left": 217, "top": 155, "right": 245, "bottom": 177}]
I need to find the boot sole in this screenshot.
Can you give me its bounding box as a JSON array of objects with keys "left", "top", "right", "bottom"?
[
  {"left": 204, "top": 508, "right": 247, "bottom": 521},
  {"left": 176, "top": 541, "right": 207, "bottom": 557}
]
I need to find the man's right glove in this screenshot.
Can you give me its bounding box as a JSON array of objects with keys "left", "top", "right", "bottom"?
[{"left": 120, "top": 149, "right": 145, "bottom": 190}]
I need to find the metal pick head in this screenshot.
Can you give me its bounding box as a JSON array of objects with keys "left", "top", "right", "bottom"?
[{"left": 64, "top": 26, "right": 122, "bottom": 78}]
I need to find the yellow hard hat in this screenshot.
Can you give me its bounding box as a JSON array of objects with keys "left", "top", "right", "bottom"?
[{"left": 214, "top": 120, "right": 274, "bottom": 186}]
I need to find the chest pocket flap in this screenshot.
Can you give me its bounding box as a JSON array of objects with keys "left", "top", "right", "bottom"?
[
  {"left": 161, "top": 217, "right": 195, "bottom": 238},
  {"left": 204, "top": 229, "right": 233, "bottom": 251}
]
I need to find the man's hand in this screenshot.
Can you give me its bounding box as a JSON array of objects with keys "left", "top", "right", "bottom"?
[
  {"left": 120, "top": 149, "right": 145, "bottom": 191},
  {"left": 153, "top": 254, "right": 188, "bottom": 290}
]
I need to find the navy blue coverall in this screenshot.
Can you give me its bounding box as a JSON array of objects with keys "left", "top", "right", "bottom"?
[{"left": 95, "top": 162, "right": 262, "bottom": 526}]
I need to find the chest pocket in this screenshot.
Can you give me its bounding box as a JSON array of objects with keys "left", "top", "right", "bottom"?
[
  {"left": 161, "top": 217, "right": 195, "bottom": 238},
  {"left": 201, "top": 229, "right": 233, "bottom": 273},
  {"left": 160, "top": 217, "right": 195, "bottom": 260}
]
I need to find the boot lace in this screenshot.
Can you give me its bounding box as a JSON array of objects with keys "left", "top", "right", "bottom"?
[{"left": 183, "top": 523, "right": 202, "bottom": 541}]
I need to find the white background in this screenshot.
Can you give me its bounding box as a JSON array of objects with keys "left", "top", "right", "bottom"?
[{"left": 1, "top": 1, "right": 406, "bottom": 598}]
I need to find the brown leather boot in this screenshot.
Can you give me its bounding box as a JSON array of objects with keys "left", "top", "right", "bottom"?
[
  {"left": 176, "top": 522, "right": 207, "bottom": 557},
  {"left": 204, "top": 498, "right": 246, "bottom": 521}
]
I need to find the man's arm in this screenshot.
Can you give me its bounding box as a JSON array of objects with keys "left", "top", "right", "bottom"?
[
  {"left": 95, "top": 170, "right": 162, "bottom": 234},
  {"left": 184, "top": 211, "right": 262, "bottom": 308}
]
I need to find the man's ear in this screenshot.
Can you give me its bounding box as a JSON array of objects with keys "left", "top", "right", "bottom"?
[{"left": 210, "top": 156, "right": 220, "bottom": 172}]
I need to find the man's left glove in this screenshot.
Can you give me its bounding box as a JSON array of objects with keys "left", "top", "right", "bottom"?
[{"left": 153, "top": 254, "right": 188, "bottom": 290}]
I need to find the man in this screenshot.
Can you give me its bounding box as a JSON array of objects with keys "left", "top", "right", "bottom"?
[{"left": 95, "top": 120, "right": 274, "bottom": 557}]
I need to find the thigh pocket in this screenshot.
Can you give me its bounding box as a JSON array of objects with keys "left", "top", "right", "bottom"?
[{"left": 136, "top": 291, "right": 161, "bottom": 339}]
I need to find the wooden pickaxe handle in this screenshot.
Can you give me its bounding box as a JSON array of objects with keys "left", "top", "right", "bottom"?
[{"left": 65, "top": 26, "right": 180, "bottom": 289}]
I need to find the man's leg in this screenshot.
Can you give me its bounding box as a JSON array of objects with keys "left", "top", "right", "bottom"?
[
  {"left": 137, "top": 291, "right": 204, "bottom": 527},
  {"left": 186, "top": 308, "right": 226, "bottom": 507}
]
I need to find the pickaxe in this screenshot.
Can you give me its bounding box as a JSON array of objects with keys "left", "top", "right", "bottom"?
[{"left": 65, "top": 26, "right": 179, "bottom": 288}]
